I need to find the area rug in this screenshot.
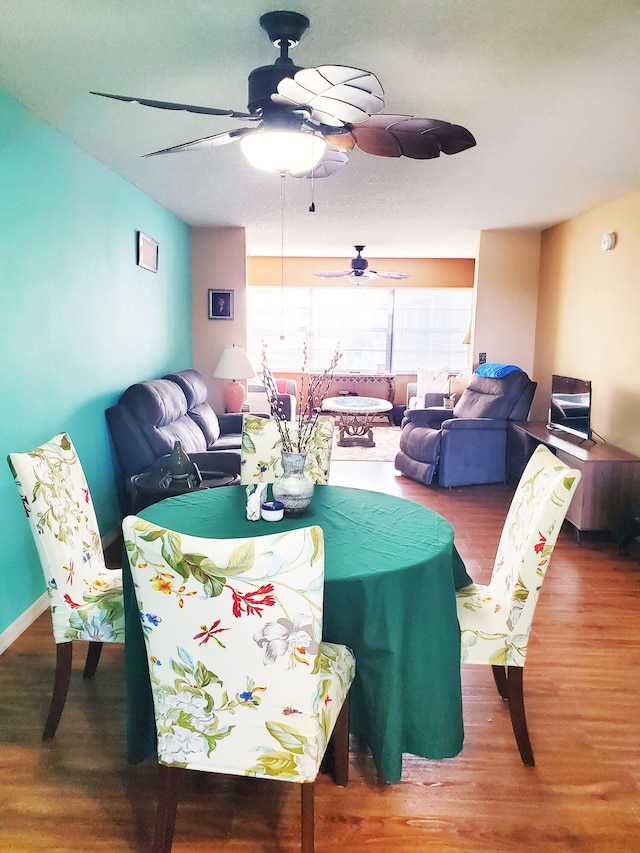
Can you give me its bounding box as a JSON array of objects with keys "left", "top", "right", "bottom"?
[{"left": 331, "top": 425, "right": 401, "bottom": 462}]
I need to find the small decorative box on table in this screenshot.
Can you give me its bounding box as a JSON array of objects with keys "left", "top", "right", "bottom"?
[{"left": 322, "top": 396, "right": 393, "bottom": 448}]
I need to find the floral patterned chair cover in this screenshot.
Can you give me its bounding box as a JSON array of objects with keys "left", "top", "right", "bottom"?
[
  {"left": 456, "top": 443, "right": 581, "bottom": 765},
  {"left": 122, "top": 517, "right": 355, "bottom": 853},
  {"left": 7, "top": 432, "right": 125, "bottom": 738},
  {"left": 240, "top": 414, "right": 335, "bottom": 485}
]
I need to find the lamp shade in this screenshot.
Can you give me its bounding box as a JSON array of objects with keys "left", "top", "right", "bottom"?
[
  {"left": 240, "top": 130, "right": 326, "bottom": 174},
  {"left": 213, "top": 346, "right": 255, "bottom": 381}
]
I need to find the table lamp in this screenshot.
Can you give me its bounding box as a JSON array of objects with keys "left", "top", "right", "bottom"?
[{"left": 213, "top": 345, "right": 256, "bottom": 412}]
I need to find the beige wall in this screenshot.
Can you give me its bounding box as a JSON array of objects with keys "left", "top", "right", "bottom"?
[
  {"left": 532, "top": 190, "right": 640, "bottom": 456},
  {"left": 192, "top": 227, "right": 247, "bottom": 412},
  {"left": 473, "top": 229, "right": 541, "bottom": 376}
]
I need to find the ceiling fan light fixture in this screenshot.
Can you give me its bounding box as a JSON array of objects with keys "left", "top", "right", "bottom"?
[
  {"left": 347, "top": 271, "right": 377, "bottom": 284},
  {"left": 240, "top": 130, "right": 326, "bottom": 174}
]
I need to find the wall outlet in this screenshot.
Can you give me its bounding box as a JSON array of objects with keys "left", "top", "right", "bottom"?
[{"left": 478, "top": 352, "right": 487, "bottom": 364}]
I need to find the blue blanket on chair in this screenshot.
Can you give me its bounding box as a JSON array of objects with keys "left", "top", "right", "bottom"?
[{"left": 474, "top": 363, "right": 522, "bottom": 379}]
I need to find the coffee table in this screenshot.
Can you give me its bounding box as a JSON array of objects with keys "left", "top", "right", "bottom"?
[{"left": 322, "top": 395, "right": 393, "bottom": 447}]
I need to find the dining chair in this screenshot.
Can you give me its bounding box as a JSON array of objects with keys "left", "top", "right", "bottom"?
[
  {"left": 7, "top": 432, "right": 125, "bottom": 739},
  {"left": 240, "top": 414, "right": 334, "bottom": 485},
  {"left": 456, "top": 444, "right": 581, "bottom": 766},
  {"left": 122, "top": 517, "right": 355, "bottom": 853}
]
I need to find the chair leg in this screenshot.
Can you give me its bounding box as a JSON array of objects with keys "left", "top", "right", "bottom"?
[
  {"left": 153, "top": 764, "right": 179, "bottom": 853},
  {"left": 42, "top": 642, "right": 73, "bottom": 740},
  {"left": 331, "top": 694, "right": 350, "bottom": 787},
  {"left": 505, "top": 666, "right": 535, "bottom": 767},
  {"left": 83, "top": 641, "right": 103, "bottom": 679},
  {"left": 491, "top": 665, "right": 535, "bottom": 765},
  {"left": 491, "top": 664, "right": 509, "bottom": 699},
  {"left": 301, "top": 782, "right": 315, "bottom": 853}
]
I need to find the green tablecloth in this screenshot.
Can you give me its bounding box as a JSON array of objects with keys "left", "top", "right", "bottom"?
[{"left": 124, "top": 484, "right": 472, "bottom": 783}]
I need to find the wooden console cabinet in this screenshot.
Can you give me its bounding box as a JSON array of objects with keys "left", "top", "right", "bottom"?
[{"left": 509, "top": 422, "right": 640, "bottom": 535}]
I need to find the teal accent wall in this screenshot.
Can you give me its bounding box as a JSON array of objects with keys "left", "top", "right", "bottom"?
[{"left": 0, "top": 91, "right": 192, "bottom": 636}]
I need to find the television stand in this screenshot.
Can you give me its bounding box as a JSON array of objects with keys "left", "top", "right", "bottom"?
[{"left": 508, "top": 421, "right": 640, "bottom": 536}]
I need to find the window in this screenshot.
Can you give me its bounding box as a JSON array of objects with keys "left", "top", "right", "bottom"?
[
  {"left": 391, "top": 288, "right": 472, "bottom": 373},
  {"left": 247, "top": 286, "right": 472, "bottom": 373}
]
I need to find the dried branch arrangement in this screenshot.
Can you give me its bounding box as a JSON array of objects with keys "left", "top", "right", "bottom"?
[{"left": 261, "top": 342, "right": 341, "bottom": 453}]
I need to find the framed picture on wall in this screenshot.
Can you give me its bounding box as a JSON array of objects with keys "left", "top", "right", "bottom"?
[
  {"left": 137, "top": 232, "right": 158, "bottom": 272},
  {"left": 208, "top": 289, "right": 234, "bottom": 320}
]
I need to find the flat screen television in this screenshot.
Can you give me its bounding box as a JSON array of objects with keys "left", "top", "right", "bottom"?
[{"left": 548, "top": 374, "right": 592, "bottom": 441}]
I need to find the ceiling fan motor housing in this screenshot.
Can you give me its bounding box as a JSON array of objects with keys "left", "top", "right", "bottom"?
[
  {"left": 352, "top": 246, "right": 369, "bottom": 271},
  {"left": 250, "top": 11, "right": 310, "bottom": 116},
  {"left": 247, "top": 62, "right": 304, "bottom": 114}
]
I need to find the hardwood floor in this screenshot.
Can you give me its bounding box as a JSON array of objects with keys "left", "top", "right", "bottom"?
[{"left": 2, "top": 461, "right": 639, "bottom": 851}]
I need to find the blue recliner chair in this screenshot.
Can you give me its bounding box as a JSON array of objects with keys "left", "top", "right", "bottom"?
[{"left": 395, "top": 366, "right": 537, "bottom": 487}]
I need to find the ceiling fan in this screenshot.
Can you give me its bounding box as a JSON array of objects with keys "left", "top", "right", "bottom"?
[
  {"left": 315, "top": 246, "right": 409, "bottom": 283},
  {"left": 91, "top": 10, "right": 476, "bottom": 178}
]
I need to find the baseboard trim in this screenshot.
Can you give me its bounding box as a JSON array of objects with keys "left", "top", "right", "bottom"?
[{"left": 0, "top": 593, "right": 48, "bottom": 655}]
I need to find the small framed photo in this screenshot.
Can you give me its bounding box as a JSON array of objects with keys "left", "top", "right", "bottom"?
[
  {"left": 137, "top": 232, "right": 158, "bottom": 272},
  {"left": 208, "top": 289, "right": 234, "bottom": 320}
]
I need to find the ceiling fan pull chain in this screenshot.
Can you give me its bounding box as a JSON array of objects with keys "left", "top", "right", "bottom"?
[
  {"left": 309, "top": 169, "right": 316, "bottom": 212},
  {"left": 279, "top": 174, "right": 286, "bottom": 341}
]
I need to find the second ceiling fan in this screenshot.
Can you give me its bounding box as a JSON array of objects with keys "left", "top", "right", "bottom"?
[{"left": 315, "top": 246, "right": 409, "bottom": 283}]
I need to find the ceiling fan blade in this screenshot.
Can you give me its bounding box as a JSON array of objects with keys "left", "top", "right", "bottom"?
[
  {"left": 314, "top": 270, "right": 351, "bottom": 278},
  {"left": 371, "top": 270, "right": 410, "bottom": 279},
  {"left": 273, "top": 66, "right": 385, "bottom": 126},
  {"left": 437, "top": 124, "right": 478, "bottom": 154},
  {"left": 388, "top": 117, "right": 476, "bottom": 156},
  {"left": 351, "top": 114, "right": 476, "bottom": 159},
  {"left": 143, "top": 127, "right": 256, "bottom": 157},
  {"left": 90, "top": 91, "right": 255, "bottom": 120},
  {"left": 290, "top": 143, "right": 349, "bottom": 179}
]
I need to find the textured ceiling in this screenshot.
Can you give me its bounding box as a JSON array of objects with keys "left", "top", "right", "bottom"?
[{"left": 1, "top": 1, "right": 639, "bottom": 259}]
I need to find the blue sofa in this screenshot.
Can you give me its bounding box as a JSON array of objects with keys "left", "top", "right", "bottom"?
[
  {"left": 106, "top": 369, "right": 243, "bottom": 507},
  {"left": 395, "top": 368, "right": 537, "bottom": 487}
]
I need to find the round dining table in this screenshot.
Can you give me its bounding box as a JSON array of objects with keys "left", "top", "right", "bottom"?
[{"left": 123, "top": 484, "right": 472, "bottom": 783}]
